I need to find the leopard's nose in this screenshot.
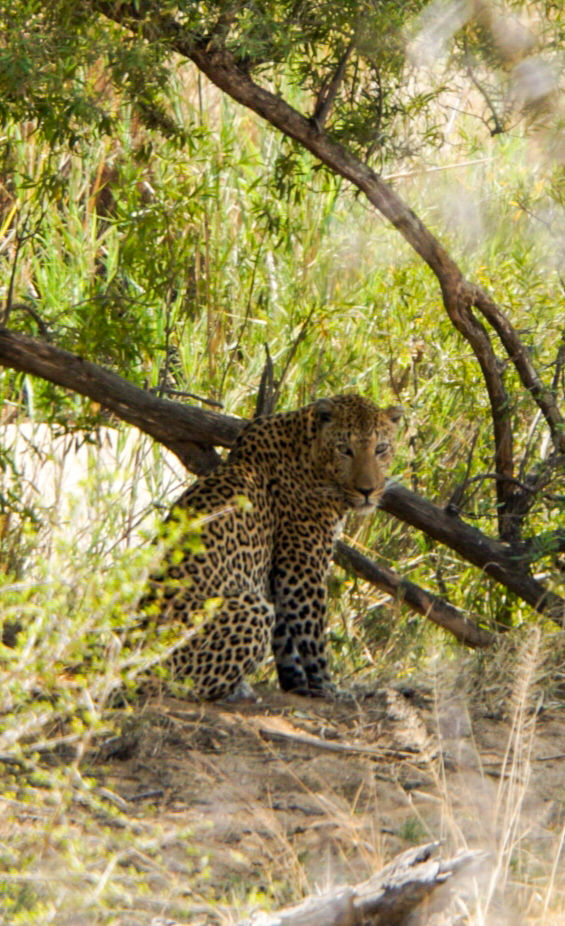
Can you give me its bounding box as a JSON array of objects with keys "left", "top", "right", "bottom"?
[{"left": 357, "top": 487, "right": 376, "bottom": 503}]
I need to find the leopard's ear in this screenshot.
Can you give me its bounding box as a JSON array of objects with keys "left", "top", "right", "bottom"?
[
  {"left": 314, "top": 397, "right": 334, "bottom": 424},
  {"left": 385, "top": 405, "right": 404, "bottom": 426}
]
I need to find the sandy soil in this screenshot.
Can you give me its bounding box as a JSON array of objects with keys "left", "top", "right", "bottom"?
[{"left": 86, "top": 680, "right": 565, "bottom": 924}]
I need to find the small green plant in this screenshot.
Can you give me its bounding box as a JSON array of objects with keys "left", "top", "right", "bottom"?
[{"left": 398, "top": 816, "right": 429, "bottom": 845}]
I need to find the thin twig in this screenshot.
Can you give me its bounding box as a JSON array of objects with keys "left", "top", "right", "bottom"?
[
  {"left": 255, "top": 343, "right": 277, "bottom": 417},
  {"left": 4, "top": 302, "right": 52, "bottom": 339},
  {"left": 464, "top": 41, "right": 505, "bottom": 136},
  {"left": 312, "top": 35, "right": 357, "bottom": 131},
  {"left": 149, "top": 386, "right": 223, "bottom": 408}
]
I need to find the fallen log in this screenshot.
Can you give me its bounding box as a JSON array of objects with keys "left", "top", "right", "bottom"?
[{"left": 237, "top": 842, "right": 484, "bottom": 926}]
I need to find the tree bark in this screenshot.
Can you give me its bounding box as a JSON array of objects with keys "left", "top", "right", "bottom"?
[{"left": 0, "top": 326, "right": 240, "bottom": 474}]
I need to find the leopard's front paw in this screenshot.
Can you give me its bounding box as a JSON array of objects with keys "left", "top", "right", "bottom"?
[{"left": 306, "top": 680, "right": 356, "bottom": 703}]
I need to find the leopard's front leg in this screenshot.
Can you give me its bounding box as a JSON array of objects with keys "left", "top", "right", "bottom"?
[{"left": 271, "top": 550, "right": 336, "bottom": 697}]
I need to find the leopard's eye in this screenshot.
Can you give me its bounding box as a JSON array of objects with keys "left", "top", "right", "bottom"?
[
  {"left": 375, "top": 442, "right": 390, "bottom": 456},
  {"left": 337, "top": 443, "right": 353, "bottom": 457}
]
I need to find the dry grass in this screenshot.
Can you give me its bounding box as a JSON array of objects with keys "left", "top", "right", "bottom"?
[{"left": 2, "top": 635, "right": 565, "bottom": 923}]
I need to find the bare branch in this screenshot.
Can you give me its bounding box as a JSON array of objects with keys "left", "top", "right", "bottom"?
[
  {"left": 380, "top": 483, "right": 565, "bottom": 625},
  {"left": 312, "top": 35, "right": 357, "bottom": 131},
  {"left": 464, "top": 43, "right": 505, "bottom": 136},
  {"left": 334, "top": 541, "right": 497, "bottom": 648},
  {"left": 0, "top": 326, "right": 240, "bottom": 474}
]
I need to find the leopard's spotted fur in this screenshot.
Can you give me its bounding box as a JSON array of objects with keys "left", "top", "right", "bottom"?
[{"left": 136, "top": 395, "right": 401, "bottom": 700}]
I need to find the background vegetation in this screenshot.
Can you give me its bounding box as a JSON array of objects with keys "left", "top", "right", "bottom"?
[{"left": 1, "top": 0, "right": 565, "bottom": 922}]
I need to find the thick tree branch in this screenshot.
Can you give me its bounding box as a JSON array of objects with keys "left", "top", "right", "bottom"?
[
  {"left": 380, "top": 483, "right": 565, "bottom": 624},
  {"left": 0, "top": 326, "right": 240, "bottom": 474}
]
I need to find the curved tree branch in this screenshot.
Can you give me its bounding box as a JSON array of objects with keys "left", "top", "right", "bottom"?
[{"left": 89, "top": 0, "right": 565, "bottom": 543}]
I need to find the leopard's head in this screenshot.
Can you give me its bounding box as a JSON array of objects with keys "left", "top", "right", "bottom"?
[{"left": 310, "top": 395, "right": 402, "bottom": 513}]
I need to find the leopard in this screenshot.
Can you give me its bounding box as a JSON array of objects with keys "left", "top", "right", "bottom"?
[{"left": 134, "top": 394, "right": 402, "bottom": 701}]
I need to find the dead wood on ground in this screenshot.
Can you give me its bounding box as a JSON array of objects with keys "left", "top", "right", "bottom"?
[{"left": 237, "top": 842, "right": 484, "bottom": 926}]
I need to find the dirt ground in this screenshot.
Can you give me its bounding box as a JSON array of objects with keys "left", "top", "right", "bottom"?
[{"left": 85, "top": 677, "right": 565, "bottom": 925}]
